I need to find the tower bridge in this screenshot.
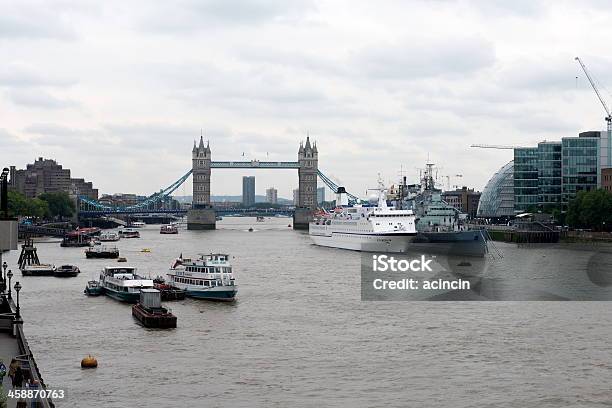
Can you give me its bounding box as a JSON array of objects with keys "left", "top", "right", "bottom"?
[{"left": 78, "top": 136, "right": 359, "bottom": 229}]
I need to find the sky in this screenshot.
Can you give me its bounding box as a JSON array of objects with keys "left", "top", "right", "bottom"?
[{"left": 2, "top": 0, "right": 612, "bottom": 199}]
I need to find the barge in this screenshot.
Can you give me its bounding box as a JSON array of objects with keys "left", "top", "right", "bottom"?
[{"left": 132, "top": 289, "right": 177, "bottom": 328}]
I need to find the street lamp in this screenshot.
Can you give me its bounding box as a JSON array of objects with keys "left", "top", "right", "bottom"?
[
  {"left": 7, "top": 270, "right": 13, "bottom": 299},
  {"left": 1, "top": 261, "right": 6, "bottom": 290},
  {"left": 14, "top": 282, "right": 21, "bottom": 319}
]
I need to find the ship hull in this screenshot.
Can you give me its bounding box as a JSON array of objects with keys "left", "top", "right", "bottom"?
[
  {"left": 412, "top": 230, "right": 489, "bottom": 257},
  {"left": 169, "top": 284, "right": 237, "bottom": 301},
  {"left": 310, "top": 232, "right": 417, "bottom": 253},
  {"left": 103, "top": 287, "right": 141, "bottom": 303}
]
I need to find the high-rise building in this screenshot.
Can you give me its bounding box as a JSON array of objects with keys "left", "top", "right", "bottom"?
[
  {"left": 266, "top": 187, "right": 278, "bottom": 204},
  {"left": 317, "top": 187, "right": 325, "bottom": 204},
  {"left": 513, "top": 147, "right": 539, "bottom": 213},
  {"left": 293, "top": 188, "right": 299, "bottom": 206},
  {"left": 477, "top": 161, "right": 515, "bottom": 219},
  {"left": 509, "top": 130, "right": 606, "bottom": 213},
  {"left": 9, "top": 158, "right": 98, "bottom": 199},
  {"left": 242, "top": 176, "right": 255, "bottom": 206}
]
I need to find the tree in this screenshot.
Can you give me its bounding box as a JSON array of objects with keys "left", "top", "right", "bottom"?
[
  {"left": 7, "top": 191, "right": 49, "bottom": 219},
  {"left": 38, "top": 192, "right": 75, "bottom": 219},
  {"left": 566, "top": 189, "right": 612, "bottom": 231}
]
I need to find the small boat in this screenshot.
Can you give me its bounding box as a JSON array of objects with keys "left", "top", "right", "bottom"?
[
  {"left": 99, "top": 231, "right": 120, "bottom": 242},
  {"left": 132, "top": 289, "right": 177, "bottom": 329},
  {"left": 119, "top": 229, "right": 140, "bottom": 238},
  {"left": 256, "top": 216, "right": 265, "bottom": 222},
  {"left": 160, "top": 225, "right": 178, "bottom": 234},
  {"left": 153, "top": 276, "right": 186, "bottom": 301},
  {"left": 54, "top": 264, "right": 80, "bottom": 277},
  {"left": 99, "top": 266, "right": 154, "bottom": 303},
  {"left": 21, "top": 264, "right": 56, "bottom": 276},
  {"left": 84, "top": 280, "right": 103, "bottom": 296},
  {"left": 86, "top": 246, "right": 119, "bottom": 259},
  {"left": 117, "top": 257, "right": 127, "bottom": 262},
  {"left": 129, "top": 221, "right": 146, "bottom": 228},
  {"left": 248, "top": 227, "right": 254, "bottom": 232},
  {"left": 141, "top": 248, "right": 151, "bottom": 253}
]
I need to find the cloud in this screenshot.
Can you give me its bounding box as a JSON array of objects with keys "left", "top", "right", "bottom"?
[
  {"left": 0, "top": 63, "right": 76, "bottom": 88},
  {"left": 353, "top": 37, "right": 496, "bottom": 80},
  {"left": 0, "top": 3, "right": 76, "bottom": 40},
  {"left": 5, "top": 89, "right": 78, "bottom": 109},
  {"left": 139, "top": 0, "right": 317, "bottom": 33}
]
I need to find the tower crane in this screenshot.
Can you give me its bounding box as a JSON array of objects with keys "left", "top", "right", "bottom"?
[
  {"left": 575, "top": 57, "right": 612, "bottom": 132},
  {"left": 575, "top": 56, "right": 612, "bottom": 166}
]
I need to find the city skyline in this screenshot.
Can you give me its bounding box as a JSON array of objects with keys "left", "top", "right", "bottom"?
[{"left": 3, "top": 1, "right": 612, "bottom": 198}]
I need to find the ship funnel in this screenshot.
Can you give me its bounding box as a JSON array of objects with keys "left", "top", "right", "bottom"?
[{"left": 336, "top": 187, "right": 349, "bottom": 206}]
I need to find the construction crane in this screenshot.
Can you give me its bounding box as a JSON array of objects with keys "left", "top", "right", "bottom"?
[
  {"left": 575, "top": 56, "right": 612, "bottom": 132},
  {"left": 470, "top": 144, "right": 528, "bottom": 149}
]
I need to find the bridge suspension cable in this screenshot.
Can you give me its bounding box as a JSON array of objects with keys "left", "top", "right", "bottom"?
[
  {"left": 316, "top": 170, "right": 360, "bottom": 202},
  {"left": 79, "top": 169, "right": 193, "bottom": 212}
]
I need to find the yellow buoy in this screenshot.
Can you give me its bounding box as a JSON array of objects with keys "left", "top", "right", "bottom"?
[
  {"left": 141, "top": 248, "right": 151, "bottom": 253},
  {"left": 81, "top": 355, "right": 98, "bottom": 368}
]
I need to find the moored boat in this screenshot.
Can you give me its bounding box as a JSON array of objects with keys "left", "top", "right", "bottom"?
[
  {"left": 84, "top": 280, "right": 103, "bottom": 296},
  {"left": 119, "top": 229, "right": 140, "bottom": 238},
  {"left": 256, "top": 216, "right": 265, "bottom": 222},
  {"left": 54, "top": 264, "right": 80, "bottom": 277},
  {"left": 132, "top": 289, "right": 177, "bottom": 328},
  {"left": 168, "top": 253, "right": 237, "bottom": 301},
  {"left": 153, "top": 276, "right": 186, "bottom": 300},
  {"left": 86, "top": 246, "right": 119, "bottom": 259},
  {"left": 21, "top": 264, "right": 56, "bottom": 276},
  {"left": 99, "top": 266, "right": 154, "bottom": 303},
  {"left": 160, "top": 224, "right": 178, "bottom": 234},
  {"left": 129, "top": 221, "right": 146, "bottom": 228},
  {"left": 60, "top": 231, "right": 92, "bottom": 247},
  {"left": 99, "top": 231, "right": 120, "bottom": 242}
]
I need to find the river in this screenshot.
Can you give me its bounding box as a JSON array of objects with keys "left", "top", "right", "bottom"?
[{"left": 4, "top": 217, "right": 612, "bottom": 407}]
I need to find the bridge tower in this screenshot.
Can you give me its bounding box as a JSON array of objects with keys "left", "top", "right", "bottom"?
[
  {"left": 294, "top": 136, "right": 318, "bottom": 229},
  {"left": 187, "top": 136, "right": 216, "bottom": 230}
]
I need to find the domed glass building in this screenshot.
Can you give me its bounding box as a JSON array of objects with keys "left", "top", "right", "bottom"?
[{"left": 477, "top": 161, "right": 515, "bottom": 219}]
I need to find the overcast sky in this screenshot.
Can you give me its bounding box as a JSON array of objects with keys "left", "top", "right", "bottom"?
[{"left": 2, "top": 0, "right": 612, "bottom": 199}]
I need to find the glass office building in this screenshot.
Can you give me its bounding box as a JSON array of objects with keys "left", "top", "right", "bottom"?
[
  {"left": 561, "top": 134, "right": 599, "bottom": 205},
  {"left": 537, "top": 141, "right": 562, "bottom": 208},
  {"left": 513, "top": 147, "right": 539, "bottom": 213},
  {"left": 477, "top": 161, "right": 515, "bottom": 219}
]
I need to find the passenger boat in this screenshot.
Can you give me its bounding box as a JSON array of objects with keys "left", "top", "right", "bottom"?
[
  {"left": 99, "top": 231, "right": 120, "bottom": 242},
  {"left": 99, "top": 266, "right": 154, "bottom": 303},
  {"left": 54, "top": 264, "right": 80, "bottom": 277},
  {"left": 309, "top": 185, "right": 417, "bottom": 253},
  {"left": 21, "top": 264, "right": 56, "bottom": 276},
  {"left": 132, "top": 289, "right": 177, "bottom": 328},
  {"left": 84, "top": 280, "right": 103, "bottom": 296},
  {"left": 119, "top": 229, "right": 140, "bottom": 238},
  {"left": 85, "top": 246, "right": 119, "bottom": 259},
  {"left": 168, "top": 253, "right": 237, "bottom": 301},
  {"left": 160, "top": 225, "right": 178, "bottom": 234},
  {"left": 129, "top": 221, "right": 146, "bottom": 228}
]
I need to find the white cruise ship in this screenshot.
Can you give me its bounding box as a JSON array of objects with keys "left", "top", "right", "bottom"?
[{"left": 309, "top": 188, "right": 417, "bottom": 252}]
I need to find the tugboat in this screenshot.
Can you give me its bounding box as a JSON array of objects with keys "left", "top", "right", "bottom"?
[
  {"left": 132, "top": 289, "right": 177, "bottom": 329},
  {"left": 153, "top": 276, "right": 186, "bottom": 300},
  {"left": 84, "top": 280, "right": 103, "bottom": 296},
  {"left": 85, "top": 246, "right": 119, "bottom": 259},
  {"left": 99, "top": 266, "right": 154, "bottom": 303},
  {"left": 60, "top": 231, "right": 92, "bottom": 247},
  {"left": 54, "top": 264, "right": 80, "bottom": 277},
  {"left": 160, "top": 225, "right": 178, "bottom": 234},
  {"left": 119, "top": 229, "right": 140, "bottom": 238},
  {"left": 168, "top": 253, "right": 237, "bottom": 301}
]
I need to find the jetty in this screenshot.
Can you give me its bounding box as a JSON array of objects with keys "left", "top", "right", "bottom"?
[{"left": 1, "top": 168, "right": 54, "bottom": 407}]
